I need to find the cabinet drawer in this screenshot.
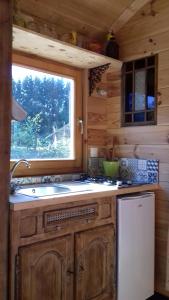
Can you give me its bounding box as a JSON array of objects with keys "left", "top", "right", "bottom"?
[{"left": 44, "top": 203, "right": 98, "bottom": 232}]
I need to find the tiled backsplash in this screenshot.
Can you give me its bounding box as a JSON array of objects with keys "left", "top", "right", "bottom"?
[
  {"left": 120, "top": 158, "right": 159, "bottom": 183},
  {"left": 12, "top": 173, "right": 81, "bottom": 185},
  {"left": 88, "top": 157, "right": 159, "bottom": 183},
  {"left": 12, "top": 158, "right": 159, "bottom": 185}
]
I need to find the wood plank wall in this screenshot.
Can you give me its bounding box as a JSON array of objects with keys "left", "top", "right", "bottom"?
[
  {"left": 88, "top": 0, "right": 169, "bottom": 296},
  {"left": 87, "top": 66, "right": 121, "bottom": 158},
  {"left": 107, "top": 0, "right": 168, "bottom": 296},
  {"left": 0, "top": 1, "right": 12, "bottom": 299}
]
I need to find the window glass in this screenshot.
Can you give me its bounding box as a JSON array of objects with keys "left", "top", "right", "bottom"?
[
  {"left": 122, "top": 55, "right": 156, "bottom": 126},
  {"left": 125, "top": 114, "right": 132, "bottom": 123},
  {"left": 125, "top": 73, "right": 133, "bottom": 112},
  {"left": 125, "top": 61, "right": 133, "bottom": 72},
  {"left": 147, "top": 56, "right": 155, "bottom": 66},
  {"left": 135, "top": 59, "right": 145, "bottom": 69},
  {"left": 134, "top": 112, "right": 145, "bottom": 122},
  {"left": 11, "top": 65, "right": 74, "bottom": 160},
  {"left": 147, "top": 68, "right": 155, "bottom": 109},
  {"left": 147, "top": 111, "right": 154, "bottom": 121},
  {"left": 135, "top": 70, "right": 146, "bottom": 111}
]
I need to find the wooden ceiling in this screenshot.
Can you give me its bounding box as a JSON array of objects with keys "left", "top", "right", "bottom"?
[{"left": 18, "top": 0, "right": 135, "bottom": 39}]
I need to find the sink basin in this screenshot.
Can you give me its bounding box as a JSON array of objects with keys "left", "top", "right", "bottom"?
[
  {"left": 15, "top": 182, "right": 94, "bottom": 197},
  {"left": 16, "top": 185, "right": 70, "bottom": 197}
]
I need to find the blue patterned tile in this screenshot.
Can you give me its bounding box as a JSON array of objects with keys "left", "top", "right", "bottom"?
[{"left": 119, "top": 158, "right": 159, "bottom": 183}]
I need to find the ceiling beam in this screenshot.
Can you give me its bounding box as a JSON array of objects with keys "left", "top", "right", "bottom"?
[{"left": 110, "top": 0, "right": 152, "bottom": 33}]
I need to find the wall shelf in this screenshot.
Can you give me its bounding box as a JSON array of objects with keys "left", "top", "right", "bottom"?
[{"left": 13, "top": 26, "right": 122, "bottom": 69}]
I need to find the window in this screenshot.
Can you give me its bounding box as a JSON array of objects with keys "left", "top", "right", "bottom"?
[
  {"left": 122, "top": 55, "right": 157, "bottom": 126},
  {"left": 11, "top": 53, "right": 83, "bottom": 176}
]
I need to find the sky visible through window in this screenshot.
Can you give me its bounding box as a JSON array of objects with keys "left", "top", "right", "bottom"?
[{"left": 11, "top": 65, "right": 74, "bottom": 160}]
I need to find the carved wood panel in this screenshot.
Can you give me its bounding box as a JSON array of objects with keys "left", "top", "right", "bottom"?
[
  {"left": 18, "top": 235, "right": 73, "bottom": 300},
  {"left": 75, "top": 224, "right": 115, "bottom": 300}
]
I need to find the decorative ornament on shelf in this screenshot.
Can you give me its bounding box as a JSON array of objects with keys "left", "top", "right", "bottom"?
[
  {"left": 13, "top": 0, "right": 26, "bottom": 27},
  {"left": 89, "top": 63, "right": 110, "bottom": 96},
  {"left": 104, "top": 32, "right": 119, "bottom": 59}
]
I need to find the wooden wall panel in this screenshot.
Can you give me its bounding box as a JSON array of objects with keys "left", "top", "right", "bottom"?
[
  {"left": 87, "top": 65, "right": 121, "bottom": 155},
  {"left": 118, "top": 0, "right": 169, "bottom": 45},
  {"left": 86, "top": 1, "right": 169, "bottom": 295},
  {"left": 113, "top": 0, "right": 169, "bottom": 296},
  {"left": 158, "top": 87, "right": 169, "bottom": 106},
  {"left": 119, "top": 29, "right": 169, "bottom": 61},
  {"left": 158, "top": 107, "right": 169, "bottom": 125},
  {"left": 114, "top": 145, "right": 169, "bottom": 163},
  {"left": 107, "top": 126, "right": 169, "bottom": 145},
  {"left": 87, "top": 96, "right": 107, "bottom": 130},
  {"left": 0, "top": 1, "right": 12, "bottom": 299},
  {"left": 18, "top": 0, "right": 134, "bottom": 40},
  {"left": 158, "top": 68, "right": 169, "bottom": 89},
  {"left": 87, "top": 129, "right": 107, "bottom": 147}
]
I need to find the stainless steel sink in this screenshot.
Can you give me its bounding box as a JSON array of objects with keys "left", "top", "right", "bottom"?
[
  {"left": 15, "top": 182, "right": 94, "bottom": 197},
  {"left": 16, "top": 185, "right": 70, "bottom": 197}
]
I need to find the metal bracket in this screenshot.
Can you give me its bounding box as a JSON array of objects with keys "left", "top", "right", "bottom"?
[{"left": 89, "top": 63, "right": 110, "bottom": 95}]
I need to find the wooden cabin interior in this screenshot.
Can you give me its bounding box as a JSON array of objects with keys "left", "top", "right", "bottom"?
[{"left": 1, "top": 0, "right": 169, "bottom": 299}]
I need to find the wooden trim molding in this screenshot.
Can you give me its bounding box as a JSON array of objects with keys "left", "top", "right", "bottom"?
[
  {"left": 0, "top": 1, "right": 12, "bottom": 299},
  {"left": 110, "top": 0, "right": 152, "bottom": 33},
  {"left": 11, "top": 52, "right": 83, "bottom": 177}
]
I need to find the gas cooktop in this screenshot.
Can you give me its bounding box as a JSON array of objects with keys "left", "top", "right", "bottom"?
[{"left": 75, "top": 175, "right": 148, "bottom": 189}]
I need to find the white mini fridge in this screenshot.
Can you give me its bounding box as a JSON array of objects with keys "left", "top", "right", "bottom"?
[{"left": 117, "top": 192, "right": 155, "bottom": 300}]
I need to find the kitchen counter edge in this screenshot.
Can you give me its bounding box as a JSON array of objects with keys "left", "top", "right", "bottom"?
[{"left": 10, "top": 184, "right": 160, "bottom": 211}]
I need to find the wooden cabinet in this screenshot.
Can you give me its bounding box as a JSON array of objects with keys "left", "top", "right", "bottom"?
[
  {"left": 10, "top": 197, "right": 116, "bottom": 300},
  {"left": 17, "top": 235, "right": 74, "bottom": 300},
  {"left": 75, "top": 225, "right": 115, "bottom": 300},
  {"left": 16, "top": 225, "right": 115, "bottom": 300}
]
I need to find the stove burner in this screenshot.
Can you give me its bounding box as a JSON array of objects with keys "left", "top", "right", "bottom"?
[{"left": 77, "top": 175, "right": 144, "bottom": 188}]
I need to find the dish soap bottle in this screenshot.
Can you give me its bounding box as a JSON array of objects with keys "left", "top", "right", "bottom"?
[{"left": 105, "top": 32, "right": 119, "bottom": 59}]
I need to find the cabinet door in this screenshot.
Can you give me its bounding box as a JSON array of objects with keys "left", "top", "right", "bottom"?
[
  {"left": 75, "top": 225, "right": 115, "bottom": 300},
  {"left": 18, "top": 235, "right": 73, "bottom": 300}
]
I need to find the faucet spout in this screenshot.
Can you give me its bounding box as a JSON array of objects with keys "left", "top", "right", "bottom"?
[{"left": 10, "top": 159, "right": 31, "bottom": 181}]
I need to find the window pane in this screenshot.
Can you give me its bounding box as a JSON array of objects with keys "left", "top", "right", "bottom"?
[
  {"left": 134, "top": 112, "right": 145, "bottom": 122},
  {"left": 11, "top": 66, "right": 74, "bottom": 160},
  {"left": 125, "top": 114, "right": 132, "bottom": 123},
  {"left": 125, "top": 73, "right": 133, "bottom": 112},
  {"left": 147, "top": 111, "right": 154, "bottom": 121},
  {"left": 147, "top": 96, "right": 155, "bottom": 109},
  {"left": 125, "top": 61, "right": 133, "bottom": 72},
  {"left": 135, "top": 70, "right": 146, "bottom": 111},
  {"left": 147, "top": 56, "right": 155, "bottom": 66},
  {"left": 147, "top": 68, "right": 155, "bottom": 109},
  {"left": 135, "top": 59, "right": 145, "bottom": 69}
]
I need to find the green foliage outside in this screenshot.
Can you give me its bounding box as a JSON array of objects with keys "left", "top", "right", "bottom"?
[{"left": 11, "top": 75, "right": 72, "bottom": 159}]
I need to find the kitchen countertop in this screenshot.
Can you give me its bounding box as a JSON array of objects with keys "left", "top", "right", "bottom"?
[{"left": 10, "top": 182, "right": 160, "bottom": 211}]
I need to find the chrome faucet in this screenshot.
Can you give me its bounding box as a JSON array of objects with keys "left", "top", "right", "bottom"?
[{"left": 10, "top": 159, "right": 31, "bottom": 181}]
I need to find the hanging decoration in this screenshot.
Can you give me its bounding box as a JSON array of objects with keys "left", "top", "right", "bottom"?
[{"left": 89, "top": 63, "right": 110, "bottom": 96}]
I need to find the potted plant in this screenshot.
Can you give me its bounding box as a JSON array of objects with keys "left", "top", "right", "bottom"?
[{"left": 103, "top": 146, "right": 119, "bottom": 179}]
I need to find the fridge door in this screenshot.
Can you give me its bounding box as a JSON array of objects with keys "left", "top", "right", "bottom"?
[{"left": 117, "top": 192, "right": 155, "bottom": 300}]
